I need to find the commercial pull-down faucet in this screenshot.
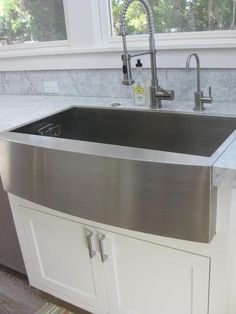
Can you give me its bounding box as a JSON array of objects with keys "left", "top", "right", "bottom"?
[
  {"left": 186, "top": 53, "right": 213, "bottom": 111},
  {"left": 119, "top": 0, "right": 175, "bottom": 109}
]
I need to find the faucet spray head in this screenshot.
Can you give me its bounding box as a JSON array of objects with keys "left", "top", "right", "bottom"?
[{"left": 122, "top": 54, "right": 135, "bottom": 85}]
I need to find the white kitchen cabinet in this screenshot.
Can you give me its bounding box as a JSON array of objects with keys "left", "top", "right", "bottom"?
[
  {"left": 16, "top": 205, "right": 108, "bottom": 313},
  {"left": 11, "top": 200, "right": 210, "bottom": 314},
  {"left": 101, "top": 231, "right": 210, "bottom": 314}
]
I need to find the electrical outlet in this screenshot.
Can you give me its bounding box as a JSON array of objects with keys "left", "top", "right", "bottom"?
[{"left": 43, "top": 81, "right": 59, "bottom": 94}]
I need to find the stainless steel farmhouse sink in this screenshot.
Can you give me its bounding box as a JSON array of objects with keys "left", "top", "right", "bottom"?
[{"left": 0, "top": 106, "right": 236, "bottom": 243}]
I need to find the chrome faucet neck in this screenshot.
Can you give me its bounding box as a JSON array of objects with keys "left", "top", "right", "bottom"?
[
  {"left": 186, "top": 53, "right": 213, "bottom": 111},
  {"left": 119, "top": 0, "right": 174, "bottom": 109},
  {"left": 120, "top": 0, "right": 155, "bottom": 36},
  {"left": 186, "top": 53, "right": 201, "bottom": 94}
]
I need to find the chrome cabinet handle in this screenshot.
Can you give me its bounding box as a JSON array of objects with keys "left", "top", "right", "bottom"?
[
  {"left": 86, "top": 231, "right": 96, "bottom": 259},
  {"left": 99, "top": 234, "right": 108, "bottom": 263}
]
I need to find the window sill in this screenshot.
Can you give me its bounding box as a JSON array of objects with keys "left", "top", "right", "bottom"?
[
  {"left": 0, "top": 38, "right": 236, "bottom": 71},
  {"left": 105, "top": 30, "right": 236, "bottom": 50}
]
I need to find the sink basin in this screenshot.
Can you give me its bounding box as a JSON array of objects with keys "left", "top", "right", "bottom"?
[
  {"left": 1, "top": 106, "right": 236, "bottom": 243},
  {"left": 12, "top": 106, "right": 236, "bottom": 157}
]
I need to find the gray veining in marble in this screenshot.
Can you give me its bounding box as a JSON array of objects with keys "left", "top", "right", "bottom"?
[
  {"left": 0, "top": 68, "right": 236, "bottom": 105},
  {"left": 213, "top": 140, "right": 236, "bottom": 188},
  {"left": 0, "top": 95, "right": 134, "bottom": 132}
]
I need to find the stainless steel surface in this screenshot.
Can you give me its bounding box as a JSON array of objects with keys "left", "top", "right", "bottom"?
[
  {"left": 119, "top": 0, "right": 175, "bottom": 109},
  {"left": 1, "top": 107, "right": 236, "bottom": 243},
  {"left": 186, "top": 53, "right": 213, "bottom": 111},
  {"left": 86, "top": 231, "right": 96, "bottom": 259},
  {"left": 99, "top": 235, "right": 108, "bottom": 263},
  {"left": 0, "top": 177, "right": 26, "bottom": 274},
  {"left": 121, "top": 53, "right": 135, "bottom": 86}
]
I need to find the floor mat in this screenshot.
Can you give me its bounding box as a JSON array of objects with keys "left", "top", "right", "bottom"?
[{"left": 36, "top": 303, "right": 74, "bottom": 314}]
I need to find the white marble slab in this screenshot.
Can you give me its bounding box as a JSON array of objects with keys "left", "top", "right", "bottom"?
[
  {"left": 213, "top": 140, "right": 236, "bottom": 188},
  {"left": 0, "top": 95, "right": 133, "bottom": 132},
  {"left": 1, "top": 69, "right": 236, "bottom": 104}
]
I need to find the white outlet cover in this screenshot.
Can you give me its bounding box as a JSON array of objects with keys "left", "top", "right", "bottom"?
[{"left": 43, "top": 81, "right": 59, "bottom": 94}]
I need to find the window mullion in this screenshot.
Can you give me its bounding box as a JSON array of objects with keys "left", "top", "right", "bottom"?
[{"left": 65, "top": 0, "right": 103, "bottom": 49}]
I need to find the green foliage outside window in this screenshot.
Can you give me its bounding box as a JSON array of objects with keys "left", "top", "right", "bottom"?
[
  {"left": 112, "top": 0, "right": 236, "bottom": 35},
  {"left": 0, "top": 0, "right": 235, "bottom": 45},
  {"left": 0, "top": 0, "right": 67, "bottom": 45}
]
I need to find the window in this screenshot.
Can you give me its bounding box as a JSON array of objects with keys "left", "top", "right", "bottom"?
[
  {"left": 111, "top": 0, "right": 236, "bottom": 36},
  {"left": 0, "top": 0, "right": 67, "bottom": 46},
  {"left": 0, "top": 0, "right": 235, "bottom": 70}
]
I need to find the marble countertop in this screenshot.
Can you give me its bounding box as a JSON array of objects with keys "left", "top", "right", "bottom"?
[
  {"left": 0, "top": 95, "right": 235, "bottom": 188},
  {"left": 212, "top": 142, "right": 236, "bottom": 189},
  {"left": 0, "top": 95, "right": 133, "bottom": 132}
]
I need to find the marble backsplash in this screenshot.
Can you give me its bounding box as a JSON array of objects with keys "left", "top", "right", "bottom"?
[{"left": 0, "top": 68, "right": 236, "bottom": 103}]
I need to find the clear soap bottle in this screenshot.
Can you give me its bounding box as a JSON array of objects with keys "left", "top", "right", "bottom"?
[{"left": 134, "top": 59, "right": 146, "bottom": 106}]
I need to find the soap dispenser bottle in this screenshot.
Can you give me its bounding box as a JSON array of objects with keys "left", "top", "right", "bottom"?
[{"left": 134, "top": 59, "right": 146, "bottom": 106}]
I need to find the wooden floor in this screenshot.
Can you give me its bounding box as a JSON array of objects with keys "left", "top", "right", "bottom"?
[{"left": 0, "top": 265, "right": 90, "bottom": 314}]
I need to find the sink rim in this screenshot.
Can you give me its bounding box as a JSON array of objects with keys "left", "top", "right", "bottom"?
[{"left": 1, "top": 105, "right": 236, "bottom": 168}]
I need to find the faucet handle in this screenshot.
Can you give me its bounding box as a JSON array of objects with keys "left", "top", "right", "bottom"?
[
  {"left": 208, "top": 86, "right": 213, "bottom": 103},
  {"left": 209, "top": 86, "right": 212, "bottom": 98},
  {"left": 201, "top": 86, "right": 213, "bottom": 105}
]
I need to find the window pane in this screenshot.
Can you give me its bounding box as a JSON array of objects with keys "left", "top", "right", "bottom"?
[
  {"left": 112, "top": 0, "right": 236, "bottom": 35},
  {"left": 0, "top": 0, "right": 67, "bottom": 45}
]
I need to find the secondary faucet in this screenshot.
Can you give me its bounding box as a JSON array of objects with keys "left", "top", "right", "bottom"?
[
  {"left": 119, "top": 0, "right": 175, "bottom": 109},
  {"left": 186, "top": 53, "right": 213, "bottom": 111}
]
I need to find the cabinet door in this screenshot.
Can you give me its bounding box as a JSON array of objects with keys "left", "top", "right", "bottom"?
[
  {"left": 101, "top": 231, "right": 209, "bottom": 314},
  {"left": 14, "top": 205, "right": 108, "bottom": 312}
]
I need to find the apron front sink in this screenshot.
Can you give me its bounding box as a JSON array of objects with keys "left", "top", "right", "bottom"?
[{"left": 1, "top": 106, "right": 236, "bottom": 243}]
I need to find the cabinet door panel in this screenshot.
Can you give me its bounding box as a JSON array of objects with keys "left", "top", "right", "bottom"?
[
  {"left": 17, "top": 206, "right": 108, "bottom": 312},
  {"left": 102, "top": 232, "right": 209, "bottom": 314}
]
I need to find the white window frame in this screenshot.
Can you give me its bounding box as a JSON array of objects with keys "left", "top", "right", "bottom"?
[
  {"left": 99, "top": 0, "right": 236, "bottom": 50},
  {"left": 0, "top": 0, "right": 235, "bottom": 71},
  {"left": 0, "top": 0, "right": 70, "bottom": 52},
  {"left": 97, "top": 0, "right": 236, "bottom": 69},
  {"left": 0, "top": 1, "right": 104, "bottom": 55}
]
